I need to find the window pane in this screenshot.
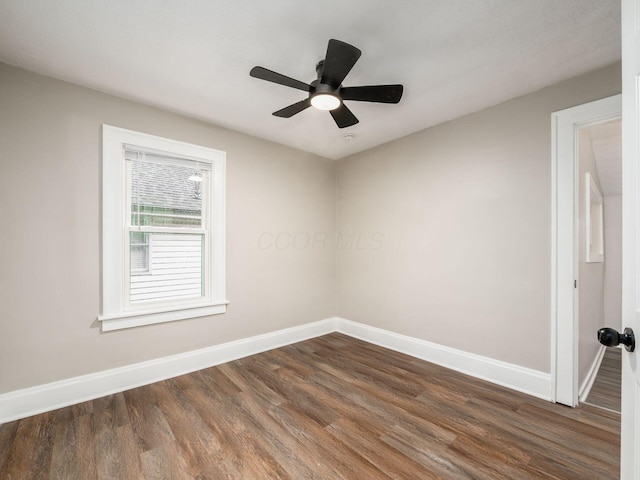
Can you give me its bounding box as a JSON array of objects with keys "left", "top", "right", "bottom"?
[
  {"left": 130, "top": 233, "right": 204, "bottom": 303},
  {"left": 130, "top": 160, "right": 203, "bottom": 227},
  {"left": 130, "top": 232, "right": 149, "bottom": 274}
]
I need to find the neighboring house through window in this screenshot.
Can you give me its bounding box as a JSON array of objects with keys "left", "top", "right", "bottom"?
[{"left": 100, "top": 125, "right": 227, "bottom": 331}]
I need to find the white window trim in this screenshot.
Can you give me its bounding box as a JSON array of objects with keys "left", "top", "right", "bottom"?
[{"left": 100, "top": 125, "right": 227, "bottom": 331}]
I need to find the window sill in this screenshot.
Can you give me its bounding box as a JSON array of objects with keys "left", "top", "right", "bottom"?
[{"left": 98, "top": 301, "right": 228, "bottom": 332}]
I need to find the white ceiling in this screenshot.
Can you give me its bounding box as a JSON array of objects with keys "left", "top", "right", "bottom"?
[{"left": 0, "top": 0, "right": 621, "bottom": 159}]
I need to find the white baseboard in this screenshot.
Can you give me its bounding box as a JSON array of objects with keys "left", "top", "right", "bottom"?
[
  {"left": 0, "top": 318, "right": 337, "bottom": 424},
  {"left": 0, "top": 316, "right": 553, "bottom": 424},
  {"left": 579, "top": 344, "right": 607, "bottom": 402},
  {"left": 335, "top": 318, "right": 551, "bottom": 401}
]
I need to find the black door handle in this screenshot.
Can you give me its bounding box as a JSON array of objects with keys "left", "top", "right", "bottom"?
[{"left": 597, "top": 327, "right": 635, "bottom": 352}]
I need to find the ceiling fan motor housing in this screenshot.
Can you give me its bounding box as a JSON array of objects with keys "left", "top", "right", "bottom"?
[
  {"left": 250, "top": 38, "right": 403, "bottom": 128},
  {"left": 310, "top": 82, "right": 340, "bottom": 100}
]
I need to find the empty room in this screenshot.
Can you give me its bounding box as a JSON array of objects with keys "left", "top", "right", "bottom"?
[{"left": 2, "top": 0, "right": 640, "bottom": 478}]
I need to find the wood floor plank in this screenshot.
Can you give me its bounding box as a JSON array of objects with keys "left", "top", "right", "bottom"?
[
  {"left": 148, "top": 379, "right": 229, "bottom": 478},
  {"left": 260, "top": 346, "right": 318, "bottom": 377},
  {"left": 1, "top": 411, "right": 56, "bottom": 480},
  {"left": 446, "top": 434, "right": 541, "bottom": 480},
  {"left": 313, "top": 367, "right": 461, "bottom": 447},
  {"left": 217, "top": 361, "right": 285, "bottom": 406},
  {"left": 243, "top": 361, "right": 343, "bottom": 428},
  {"left": 416, "top": 392, "right": 618, "bottom": 478},
  {"left": 231, "top": 390, "right": 334, "bottom": 480},
  {"left": 326, "top": 417, "right": 442, "bottom": 480},
  {"left": 94, "top": 422, "right": 143, "bottom": 480},
  {"left": 196, "top": 365, "right": 243, "bottom": 398},
  {"left": 380, "top": 424, "right": 494, "bottom": 480},
  {"left": 515, "top": 402, "right": 619, "bottom": 463},
  {"left": 584, "top": 347, "right": 622, "bottom": 412},
  {"left": 0, "top": 420, "right": 18, "bottom": 472},
  {"left": 122, "top": 385, "right": 175, "bottom": 454},
  {"left": 269, "top": 401, "right": 387, "bottom": 479},
  {"left": 71, "top": 414, "right": 99, "bottom": 479},
  {"left": 139, "top": 442, "right": 191, "bottom": 480},
  {"left": 173, "top": 372, "right": 292, "bottom": 479},
  {"left": 212, "top": 394, "right": 293, "bottom": 480},
  {"left": 49, "top": 409, "right": 97, "bottom": 480},
  {"left": 526, "top": 450, "right": 614, "bottom": 480},
  {"left": 0, "top": 333, "right": 621, "bottom": 479},
  {"left": 92, "top": 393, "right": 131, "bottom": 434}
]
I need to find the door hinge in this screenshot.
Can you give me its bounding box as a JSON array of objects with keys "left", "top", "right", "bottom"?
[{"left": 574, "top": 279, "right": 577, "bottom": 288}]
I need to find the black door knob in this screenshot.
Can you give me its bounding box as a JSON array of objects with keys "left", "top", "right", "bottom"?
[{"left": 597, "top": 327, "right": 636, "bottom": 352}]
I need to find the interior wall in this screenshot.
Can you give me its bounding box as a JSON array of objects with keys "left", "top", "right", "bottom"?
[
  {"left": 577, "top": 129, "right": 606, "bottom": 385},
  {"left": 604, "top": 195, "right": 623, "bottom": 331},
  {"left": 336, "top": 63, "right": 621, "bottom": 373},
  {"left": 0, "top": 63, "right": 336, "bottom": 394}
]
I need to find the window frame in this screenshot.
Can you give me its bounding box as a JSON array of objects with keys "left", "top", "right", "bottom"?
[{"left": 100, "top": 125, "right": 227, "bottom": 331}]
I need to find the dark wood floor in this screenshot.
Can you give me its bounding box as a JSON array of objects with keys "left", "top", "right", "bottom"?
[
  {"left": 0, "top": 333, "right": 620, "bottom": 479},
  {"left": 584, "top": 348, "right": 622, "bottom": 413}
]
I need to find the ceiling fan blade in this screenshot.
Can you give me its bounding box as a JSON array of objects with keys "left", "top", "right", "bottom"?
[
  {"left": 250, "top": 66, "right": 310, "bottom": 92},
  {"left": 273, "top": 98, "right": 311, "bottom": 118},
  {"left": 320, "top": 39, "right": 362, "bottom": 87},
  {"left": 341, "top": 84, "right": 404, "bottom": 104},
  {"left": 330, "top": 104, "right": 359, "bottom": 128}
]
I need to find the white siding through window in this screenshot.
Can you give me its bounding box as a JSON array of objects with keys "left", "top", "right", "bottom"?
[{"left": 130, "top": 233, "right": 203, "bottom": 302}]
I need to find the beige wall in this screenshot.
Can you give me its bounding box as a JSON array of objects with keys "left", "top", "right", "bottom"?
[
  {"left": 577, "top": 129, "right": 605, "bottom": 384},
  {"left": 604, "top": 195, "right": 623, "bottom": 331},
  {"left": 0, "top": 63, "right": 336, "bottom": 394},
  {"left": 336, "top": 63, "right": 621, "bottom": 373}
]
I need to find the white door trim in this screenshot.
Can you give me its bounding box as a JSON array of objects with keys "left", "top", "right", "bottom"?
[{"left": 551, "top": 94, "right": 621, "bottom": 406}]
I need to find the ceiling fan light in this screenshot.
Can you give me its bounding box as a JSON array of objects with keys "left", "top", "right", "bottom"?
[{"left": 311, "top": 93, "right": 341, "bottom": 111}]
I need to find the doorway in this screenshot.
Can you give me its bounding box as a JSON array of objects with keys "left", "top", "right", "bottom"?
[
  {"left": 576, "top": 119, "right": 623, "bottom": 412},
  {"left": 551, "top": 94, "right": 621, "bottom": 407}
]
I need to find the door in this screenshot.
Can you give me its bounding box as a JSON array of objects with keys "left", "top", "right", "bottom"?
[{"left": 621, "top": 0, "right": 640, "bottom": 477}]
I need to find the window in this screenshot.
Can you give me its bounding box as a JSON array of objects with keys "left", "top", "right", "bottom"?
[
  {"left": 585, "top": 172, "right": 604, "bottom": 263},
  {"left": 100, "top": 125, "right": 227, "bottom": 331}
]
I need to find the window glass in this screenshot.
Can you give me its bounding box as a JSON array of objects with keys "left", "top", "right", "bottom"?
[
  {"left": 126, "top": 155, "right": 207, "bottom": 305},
  {"left": 130, "top": 159, "right": 203, "bottom": 228}
]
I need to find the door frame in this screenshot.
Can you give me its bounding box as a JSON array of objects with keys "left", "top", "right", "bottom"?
[{"left": 551, "top": 94, "right": 622, "bottom": 406}]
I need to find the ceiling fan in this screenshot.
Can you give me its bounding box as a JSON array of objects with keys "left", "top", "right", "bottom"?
[{"left": 250, "top": 39, "right": 403, "bottom": 128}]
